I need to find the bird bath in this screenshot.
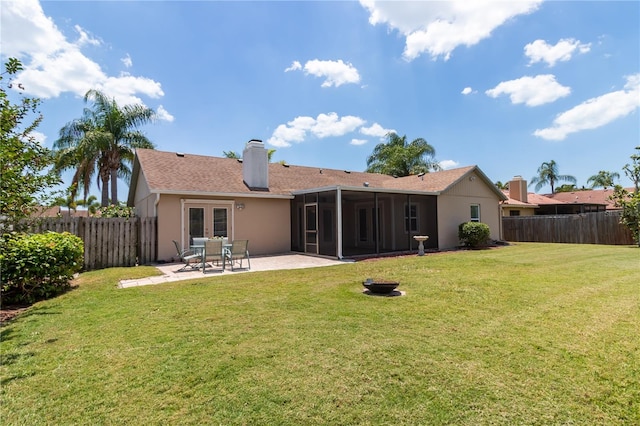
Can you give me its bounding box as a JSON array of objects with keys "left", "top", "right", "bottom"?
[{"left": 413, "top": 235, "right": 429, "bottom": 256}]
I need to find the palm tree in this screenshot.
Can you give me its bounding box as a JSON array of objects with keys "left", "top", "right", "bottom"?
[
  {"left": 587, "top": 170, "right": 620, "bottom": 189},
  {"left": 54, "top": 90, "right": 156, "bottom": 206},
  {"left": 224, "top": 148, "right": 277, "bottom": 162},
  {"left": 494, "top": 181, "right": 508, "bottom": 190},
  {"left": 223, "top": 150, "right": 240, "bottom": 159},
  {"left": 529, "top": 160, "right": 576, "bottom": 193},
  {"left": 366, "top": 132, "right": 440, "bottom": 176}
]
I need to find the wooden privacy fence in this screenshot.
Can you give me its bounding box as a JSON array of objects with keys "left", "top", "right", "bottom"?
[
  {"left": 29, "top": 217, "right": 157, "bottom": 270},
  {"left": 502, "top": 211, "right": 634, "bottom": 245}
]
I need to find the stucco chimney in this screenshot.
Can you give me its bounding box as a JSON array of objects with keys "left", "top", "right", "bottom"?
[
  {"left": 242, "top": 139, "right": 268, "bottom": 190},
  {"left": 509, "top": 175, "right": 528, "bottom": 203}
]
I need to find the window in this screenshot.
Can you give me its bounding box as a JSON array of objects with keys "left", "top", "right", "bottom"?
[
  {"left": 359, "top": 208, "right": 367, "bottom": 241},
  {"left": 189, "top": 208, "right": 204, "bottom": 239},
  {"left": 405, "top": 203, "right": 418, "bottom": 233},
  {"left": 470, "top": 204, "right": 480, "bottom": 222},
  {"left": 212, "top": 208, "right": 228, "bottom": 237},
  {"left": 509, "top": 210, "right": 520, "bottom": 217}
]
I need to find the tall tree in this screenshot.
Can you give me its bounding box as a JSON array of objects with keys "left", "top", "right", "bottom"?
[
  {"left": 223, "top": 150, "right": 240, "bottom": 159},
  {"left": 623, "top": 146, "right": 640, "bottom": 192},
  {"left": 529, "top": 160, "right": 576, "bottom": 193},
  {"left": 54, "top": 89, "right": 156, "bottom": 206},
  {"left": 612, "top": 147, "right": 640, "bottom": 246},
  {"left": 587, "top": 170, "right": 620, "bottom": 189},
  {"left": 1, "top": 58, "right": 60, "bottom": 230},
  {"left": 224, "top": 148, "right": 277, "bottom": 161},
  {"left": 366, "top": 132, "right": 440, "bottom": 176}
]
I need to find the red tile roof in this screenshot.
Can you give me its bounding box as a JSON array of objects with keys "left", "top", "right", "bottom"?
[{"left": 545, "top": 188, "right": 631, "bottom": 209}]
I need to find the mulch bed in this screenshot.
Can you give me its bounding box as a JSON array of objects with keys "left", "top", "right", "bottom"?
[{"left": 0, "top": 305, "right": 30, "bottom": 325}]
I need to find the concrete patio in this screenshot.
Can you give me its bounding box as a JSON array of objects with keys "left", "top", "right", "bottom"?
[{"left": 118, "top": 253, "right": 350, "bottom": 288}]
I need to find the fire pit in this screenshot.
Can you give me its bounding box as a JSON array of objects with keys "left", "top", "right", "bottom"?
[{"left": 362, "top": 279, "right": 400, "bottom": 295}]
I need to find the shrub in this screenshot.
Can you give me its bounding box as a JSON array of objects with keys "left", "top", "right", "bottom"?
[
  {"left": 0, "top": 231, "right": 84, "bottom": 305},
  {"left": 458, "top": 222, "right": 491, "bottom": 248},
  {"left": 99, "top": 203, "right": 135, "bottom": 218}
]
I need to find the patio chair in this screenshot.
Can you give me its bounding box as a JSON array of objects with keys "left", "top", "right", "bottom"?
[
  {"left": 203, "top": 239, "right": 225, "bottom": 273},
  {"left": 226, "top": 239, "right": 250, "bottom": 271},
  {"left": 173, "top": 240, "right": 203, "bottom": 272},
  {"left": 192, "top": 237, "right": 208, "bottom": 248}
]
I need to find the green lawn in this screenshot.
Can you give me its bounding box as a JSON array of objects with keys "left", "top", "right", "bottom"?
[{"left": 1, "top": 243, "right": 639, "bottom": 425}]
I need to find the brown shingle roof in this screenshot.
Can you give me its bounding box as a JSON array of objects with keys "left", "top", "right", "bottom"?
[{"left": 132, "top": 148, "right": 502, "bottom": 198}]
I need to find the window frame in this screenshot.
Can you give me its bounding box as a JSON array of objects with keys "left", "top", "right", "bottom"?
[{"left": 470, "top": 204, "right": 481, "bottom": 222}]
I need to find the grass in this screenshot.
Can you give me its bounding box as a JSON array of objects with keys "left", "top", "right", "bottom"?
[{"left": 1, "top": 243, "right": 639, "bottom": 425}]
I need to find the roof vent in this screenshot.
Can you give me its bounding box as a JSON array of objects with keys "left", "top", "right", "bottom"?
[
  {"left": 176, "top": 152, "right": 185, "bottom": 157},
  {"left": 237, "top": 158, "right": 243, "bottom": 163},
  {"left": 344, "top": 170, "right": 351, "bottom": 174},
  {"left": 282, "top": 163, "right": 289, "bottom": 168},
  {"left": 363, "top": 182, "right": 369, "bottom": 187}
]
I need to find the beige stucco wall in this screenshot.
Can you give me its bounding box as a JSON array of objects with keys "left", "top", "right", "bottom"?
[
  {"left": 155, "top": 194, "right": 291, "bottom": 262},
  {"left": 501, "top": 207, "right": 536, "bottom": 217},
  {"left": 132, "top": 172, "right": 154, "bottom": 218},
  {"left": 437, "top": 171, "right": 502, "bottom": 249}
]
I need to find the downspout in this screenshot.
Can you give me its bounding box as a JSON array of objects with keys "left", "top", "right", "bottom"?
[
  {"left": 180, "top": 198, "right": 185, "bottom": 248},
  {"left": 154, "top": 193, "right": 160, "bottom": 216},
  {"left": 337, "top": 188, "right": 343, "bottom": 259}
]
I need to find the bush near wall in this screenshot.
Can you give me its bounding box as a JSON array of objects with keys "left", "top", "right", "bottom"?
[
  {"left": 458, "top": 222, "right": 491, "bottom": 248},
  {"left": 0, "top": 231, "right": 84, "bottom": 305}
]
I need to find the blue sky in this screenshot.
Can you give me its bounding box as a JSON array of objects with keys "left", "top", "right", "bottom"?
[{"left": 2, "top": 0, "right": 639, "bottom": 198}]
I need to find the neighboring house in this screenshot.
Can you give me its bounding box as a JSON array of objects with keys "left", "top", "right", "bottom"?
[
  {"left": 545, "top": 188, "right": 626, "bottom": 213},
  {"left": 128, "top": 140, "right": 507, "bottom": 262},
  {"left": 35, "top": 206, "right": 91, "bottom": 218},
  {"left": 501, "top": 176, "right": 623, "bottom": 216}
]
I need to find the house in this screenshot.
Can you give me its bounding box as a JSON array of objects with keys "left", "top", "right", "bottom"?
[
  {"left": 128, "top": 140, "right": 507, "bottom": 262},
  {"left": 545, "top": 188, "right": 625, "bottom": 212},
  {"left": 34, "top": 206, "right": 91, "bottom": 218},
  {"left": 501, "top": 176, "right": 615, "bottom": 216}
]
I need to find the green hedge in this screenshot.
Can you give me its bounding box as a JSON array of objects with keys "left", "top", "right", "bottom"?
[
  {"left": 458, "top": 222, "right": 491, "bottom": 248},
  {"left": 1, "top": 231, "right": 84, "bottom": 305}
]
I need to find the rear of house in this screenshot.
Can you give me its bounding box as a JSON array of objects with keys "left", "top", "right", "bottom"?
[{"left": 128, "top": 140, "right": 506, "bottom": 262}]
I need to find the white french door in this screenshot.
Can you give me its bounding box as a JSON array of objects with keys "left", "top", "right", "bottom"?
[{"left": 183, "top": 201, "right": 233, "bottom": 247}]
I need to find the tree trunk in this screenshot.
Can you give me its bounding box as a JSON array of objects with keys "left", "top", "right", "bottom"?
[
  {"left": 110, "top": 168, "right": 118, "bottom": 205},
  {"left": 101, "top": 174, "right": 109, "bottom": 207}
]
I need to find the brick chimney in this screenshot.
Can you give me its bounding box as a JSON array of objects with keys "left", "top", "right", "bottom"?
[
  {"left": 242, "top": 139, "right": 268, "bottom": 190},
  {"left": 509, "top": 175, "right": 528, "bottom": 203}
]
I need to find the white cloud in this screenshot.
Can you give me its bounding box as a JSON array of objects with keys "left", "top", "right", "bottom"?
[
  {"left": 156, "top": 105, "right": 174, "bottom": 123},
  {"left": 284, "top": 61, "right": 302, "bottom": 72},
  {"left": 525, "top": 38, "right": 591, "bottom": 67},
  {"left": 486, "top": 74, "right": 571, "bottom": 106},
  {"left": 311, "top": 113, "right": 365, "bottom": 138},
  {"left": 267, "top": 112, "right": 367, "bottom": 147},
  {"left": 359, "top": 0, "right": 542, "bottom": 61},
  {"left": 0, "top": 0, "right": 164, "bottom": 106},
  {"left": 360, "top": 123, "right": 395, "bottom": 138},
  {"left": 287, "top": 59, "right": 361, "bottom": 87},
  {"left": 74, "top": 25, "right": 101, "bottom": 47},
  {"left": 534, "top": 74, "right": 640, "bottom": 141},
  {"left": 30, "top": 131, "right": 47, "bottom": 144},
  {"left": 121, "top": 53, "right": 133, "bottom": 68},
  {"left": 439, "top": 160, "right": 460, "bottom": 170},
  {"left": 461, "top": 87, "right": 474, "bottom": 95},
  {"left": 350, "top": 139, "right": 368, "bottom": 146}
]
